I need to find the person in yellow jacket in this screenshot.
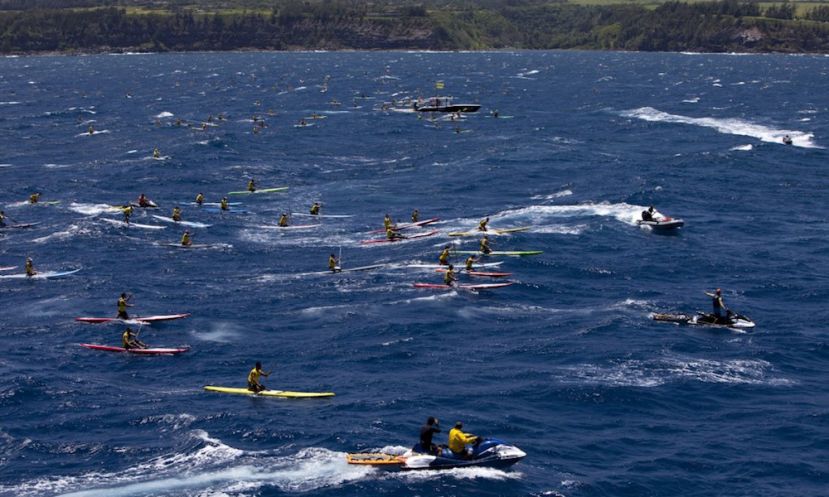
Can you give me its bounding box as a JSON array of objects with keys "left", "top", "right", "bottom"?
[
  {"left": 328, "top": 253, "right": 340, "bottom": 273},
  {"left": 278, "top": 213, "right": 289, "bottom": 227},
  {"left": 29, "top": 192, "right": 40, "bottom": 204},
  {"left": 247, "top": 361, "right": 270, "bottom": 393},
  {"left": 383, "top": 213, "right": 393, "bottom": 230},
  {"left": 247, "top": 179, "right": 256, "bottom": 192},
  {"left": 195, "top": 193, "right": 204, "bottom": 206},
  {"left": 443, "top": 264, "right": 457, "bottom": 286},
  {"left": 25, "top": 257, "right": 36, "bottom": 277},
  {"left": 181, "top": 230, "right": 192, "bottom": 247},
  {"left": 465, "top": 255, "right": 477, "bottom": 271},
  {"left": 310, "top": 202, "right": 321, "bottom": 215},
  {"left": 122, "top": 327, "right": 146, "bottom": 350},
  {"left": 448, "top": 421, "right": 478, "bottom": 457},
  {"left": 438, "top": 246, "right": 451, "bottom": 266},
  {"left": 220, "top": 197, "right": 229, "bottom": 211},
  {"left": 172, "top": 206, "right": 182, "bottom": 222}
]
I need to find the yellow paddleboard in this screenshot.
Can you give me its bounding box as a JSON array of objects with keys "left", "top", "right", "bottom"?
[
  {"left": 346, "top": 453, "right": 404, "bottom": 465},
  {"left": 203, "top": 386, "right": 334, "bottom": 398}
]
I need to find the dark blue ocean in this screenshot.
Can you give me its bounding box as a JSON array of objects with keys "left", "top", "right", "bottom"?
[{"left": 1, "top": 50, "right": 828, "bottom": 497}]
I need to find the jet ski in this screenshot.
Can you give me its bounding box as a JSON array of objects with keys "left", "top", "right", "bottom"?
[
  {"left": 637, "top": 218, "right": 684, "bottom": 230},
  {"left": 346, "top": 437, "right": 526, "bottom": 470},
  {"left": 652, "top": 311, "right": 755, "bottom": 329}
]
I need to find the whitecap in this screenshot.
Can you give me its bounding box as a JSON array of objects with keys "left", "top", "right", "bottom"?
[
  {"left": 730, "top": 144, "right": 753, "bottom": 151},
  {"left": 154, "top": 111, "right": 174, "bottom": 118}
]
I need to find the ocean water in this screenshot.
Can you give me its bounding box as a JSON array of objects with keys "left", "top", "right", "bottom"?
[{"left": 0, "top": 51, "right": 827, "bottom": 497}]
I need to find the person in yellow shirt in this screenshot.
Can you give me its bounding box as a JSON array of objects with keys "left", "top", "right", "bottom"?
[
  {"left": 0, "top": 210, "right": 6, "bottom": 227},
  {"left": 448, "top": 421, "right": 478, "bottom": 457},
  {"left": 438, "top": 246, "right": 451, "bottom": 266},
  {"left": 328, "top": 254, "right": 340, "bottom": 273},
  {"left": 310, "top": 202, "right": 321, "bottom": 215},
  {"left": 411, "top": 209, "right": 419, "bottom": 223},
  {"left": 153, "top": 147, "right": 161, "bottom": 159},
  {"left": 181, "top": 230, "right": 192, "bottom": 247},
  {"left": 278, "top": 213, "right": 289, "bottom": 227},
  {"left": 247, "top": 179, "right": 256, "bottom": 192},
  {"left": 172, "top": 207, "right": 182, "bottom": 222},
  {"left": 386, "top": 226, "right": 403, "bottom": 241},
  {"left": 25, "top": 257, "right": 36, "bottom": 277},
  {"left": 478, "top": 217, "right": 489, "bottom": 231},
  {"left": 247, "top": 361, "right": 270, "bottom": 393},
  {"left": 29, "top": 192, "right": 40, "bottom": 204},
  {"left": 122, "top": 327, "right": 146, "bottom": 350},
  {"left": 220, "top": 197, "right": 229, "bottom": 211},
  {"left": 117, "top": 292, "right": 133, "bottom": 319},
  {"left": 479, "top": 235, "right": 492, "bottom": 255},
  {"left": 443, "top": 264, "right": 457, "bottom": 286},
  {"left": 465, "top": 255, "right": 477, "bottom": 271},
  {"left": 195, "top": 193, "right": 204, "bottom": 206},
  {"left": 122, "top": 205, "right": 133, "bottom": 224},
  {"left": 383, "top": 214, "right": 393, "bottom": 230}
]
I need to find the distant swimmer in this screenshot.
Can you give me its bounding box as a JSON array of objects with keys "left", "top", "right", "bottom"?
[
  {"left": 465, "top": 255, "right": 477, "bottom": 271},
  {"left": 641, "top": 206, "right": 655, "bottom": 222},
  {"left": 122, "top": 205, "right": 134, "bottom": 224},
  {"left": 444, "top": 264, "right": 457, "bottom": 286},
  {"left": 117, "top": 292, "right": 133, "bottom": 320},
  {"left": 137, "top": 193, "right": 152, "bottom": 208},
  {"left": 29, "top": 192, "right": 40, "bottom": 204},
  {"left": 278, "top": 213, "right": 289, "bottom": 227},
  {"left": 122, "top": 327, "right": 146, "bottom": 350},
  {"left": 171, "top": 206, "right": 182, "bottom": 222},
  {"left": 247, "top": 179, "right": 256, "bottom": 192},
  {"left": 220, "top": 197, "right": 229, "bottom": 211},
  {"left": 479, "top": 235, "right": 492, "bottom": 255},
  {"left": 153, "top": 147, "right": 161, "bottom": 159},
  {"left": 438, "top": 245, "right": 451, "bottom": 266},
  {"left": 478, "top": 217, "right": 489, "bottom": 232},
  {"left": 411, "top": 209, "right": 419, "bottom": 223},
  {"left": 383, "top": 214, "right": 393, "bottom": 230},
  {"left": 783, "top": 135, "right": 793, "bottom": 145},
  {"left": 247, "top": 361, "right": 271, "bottom": 393},
  {"left": 329, "top": 253, "right": 340, "bottom": 273},
  {"left": 195, "top": 193, "right": 204, "bottom": 206},
  {"left": 180, "top": 230, "right": 192, "bottom": 247},
  {"left": 25, "top": 257, "right": 36, "bottom": 277},
  {"left": 310, "top": 202, "right": 321, "bottom": 215}
]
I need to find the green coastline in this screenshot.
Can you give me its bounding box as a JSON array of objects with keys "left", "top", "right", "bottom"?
[{"left": 2, "top": 0, "right": 829, "bottom": 54}]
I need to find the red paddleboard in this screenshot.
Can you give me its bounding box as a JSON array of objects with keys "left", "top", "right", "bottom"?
[
  {"left": 435, "top": 269, "right": 512, "bottom": 278},
  {"left": 75, "top": 313, "right": 191, "bottom": 324},
  {"left": 370, "top": 217, "right": 439, "bottom": 233},
  {"left": 412, "top": 282, "right": 513, "bottom": 290},
  {"left": 80, "top": 344, "right": 189, "bottom": 355},
  {"left": 361, "top": 230, "right": 438, "bottom": 244}
]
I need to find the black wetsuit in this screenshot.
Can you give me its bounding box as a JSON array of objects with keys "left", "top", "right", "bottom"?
[
  {"left": 642, "top": 210, "right": 654, "bottom": 222},
  {"left": 420, "top": 423, "right": 441, "bottom": 453}
]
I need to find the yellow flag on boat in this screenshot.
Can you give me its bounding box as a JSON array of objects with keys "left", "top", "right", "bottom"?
[{"left": 435, "top": 81, "right": 445, "bottom": 90}]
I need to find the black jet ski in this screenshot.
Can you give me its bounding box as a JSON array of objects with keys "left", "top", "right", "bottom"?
[
  {"left": 637, "top": 218, "right": 684, "bottom": 230},
  {"left": 652, "top": 311, "right": 755, "bottom": 329}
]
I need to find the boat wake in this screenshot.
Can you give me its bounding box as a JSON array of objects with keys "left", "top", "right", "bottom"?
[
  {"left": 492, "top": 202, "right": 646, "bottom": 227},
  {"left": 621, "top": 106, "right": 820, "bottom": 148},
  {"left": 3, "top": 430, "right": 516, "bottom": 497}
]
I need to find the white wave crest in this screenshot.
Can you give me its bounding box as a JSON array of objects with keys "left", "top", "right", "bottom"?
[
  {"left": 154, "top": 111, "right": 174, "bottom": 118},
  {"left": 68, "top": 202, "right": 119, "bottom": 216},
  {"left": 730, "top": 144, "right": 753, "bottom": 151},
  {"left": 621, "top": 106, "right": 820, "bottom": 148}
]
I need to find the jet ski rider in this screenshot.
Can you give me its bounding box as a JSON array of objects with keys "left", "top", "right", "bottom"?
[
  {"left": 418, "top": 417, "right": 441, "bottom": 455},
  {"left": 705, "top": 288, "right": 730, "bottom": 322},
  {"left": 641, "top": 206, "right": 656, "bottom": 222},
  {"left": 448, "top": 421, "right": 479, "bottom": 458}
]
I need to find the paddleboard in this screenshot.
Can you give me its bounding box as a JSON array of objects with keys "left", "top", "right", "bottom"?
[
  {"left": 151, "top": 215, "right": 211, "bottom": 228},
  {"left": 435, "top": 269, "right": 512, "bottom": 278},
  {"left": 80, "top": 344, "right": 190, "bottom": 355},
  {"left": 255, "top": 224, "right": 320, "bottom": 230},
  {"left": 194, "top": 201, "right": 242, "bottom": 207},
  {"left": 292, "top": 213, "right": 353, "bottom": 219},
  {"left": 403, "top": 262, "right": 504, "bottom": 269},
  {"left": 203, "top": 386, "right": 334, "bottom": 398},
  {"left": 0, "top": 266, "right": 17, "bottom": 271},
  {"left": 412, "top": 282, "right": 514, "bottom": 290},
  {"left": 370, "top": 217, "right": 439, "bottom": 233},
  {"left": 227, "top": 187, "right": 288, "bottom": 195},
  {"left": 448, "top": 226, "right": 530, "bottom": 237},
  {"left": 0, "top": 222, "right": 41, "bottom": 229},
  {"left": 31, "top": 201, "right": 61, "bottom": 206},
  {"left": 452, "top": 250, "right": 542, "bottom": 257},
  {"left": 101, "top": 218, "right": 166, "bottom": 230},
  {"left": 309, "top": 264, "right": 385, "bottom": 275},
  {"left": 75, "top": 313, "right": 191, "bottom": 324},
  {"left": 346, "top": 453, "right": 403, "bottom": 466},
  {"left": 163, "top": 243, "right": 214, "bottom": 249},
  {"left": 361, "top": 230, "right": 439, "bottom": 244},
  {"left": 202, "top": 207, "right": 249, "bottom": 214},
  {"left": 0, "top": 268, "right": 80, "bottom": 280}
]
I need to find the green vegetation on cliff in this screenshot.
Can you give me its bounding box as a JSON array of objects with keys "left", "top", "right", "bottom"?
[{"left": 1, "top": 0, "right": 829, "bottom": 53}]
